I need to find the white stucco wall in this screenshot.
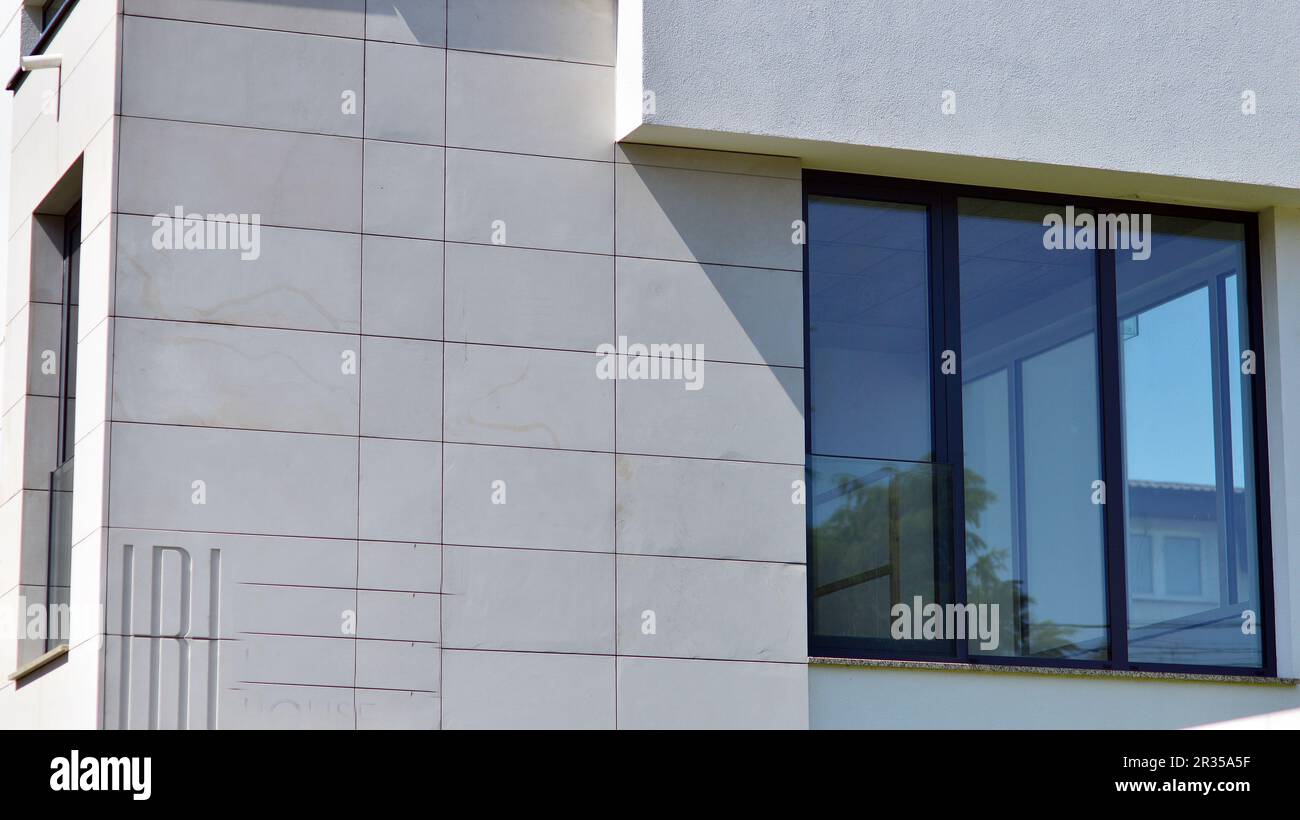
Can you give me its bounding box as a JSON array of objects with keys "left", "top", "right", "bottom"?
[
  {"left": 620, "top": 0, "right": 1300, "bottom": 208},
  {"left": 0, "top": 0, "right": 119, "bottom": 729},
  {"left": 811, "top": 665, "right": 1300, "bottom": 729},
  {"left": 1260, "top": 207, "right": 1300, "bottom": 681}
]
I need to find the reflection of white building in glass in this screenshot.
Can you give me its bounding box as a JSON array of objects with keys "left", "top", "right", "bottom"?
[
  {"left": 1126, "top": 481, "right": 1255, "bottom": 668},
  {"left": 2, "top": 0, "right": 1299, "bottom": 729}
]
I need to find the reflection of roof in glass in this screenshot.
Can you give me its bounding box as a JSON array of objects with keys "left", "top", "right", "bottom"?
[{"left": 1128, "top": 481, "right": 1248, "bottom": 525}]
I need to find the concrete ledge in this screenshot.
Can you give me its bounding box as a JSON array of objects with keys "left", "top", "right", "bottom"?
[
  {"left": 621, "top": 124, "right": 1300, "bottom": 211},
  {"left": 8, "top": 644, "right": 69, "bottom": 682},
  {"left": 810, "top": 656, "right": 1299, "bottom": 687},
  {"left": 620, "top": 1, "right": 1300, "bottom": 197}
]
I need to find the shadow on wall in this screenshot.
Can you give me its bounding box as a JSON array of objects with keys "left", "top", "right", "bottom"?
[
  {"left": 366, "top": 0, "right": 444, "bottom": 45},
  {"left": 218, "top": 0, "right": 445, "bottom": 46},
  {"left": 177, "top": 3, "right": 806, "bottom": 416},
  {"left": 616, "top": 148, "right": 806, "bottom": 418}
]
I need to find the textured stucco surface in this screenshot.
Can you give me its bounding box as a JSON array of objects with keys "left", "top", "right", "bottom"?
[
  {"left": 625, "top": 0, "right": 1300, "bottom": 195},
  {"left": 810, "top": 664, "right": 1300, "bottom": 729}
]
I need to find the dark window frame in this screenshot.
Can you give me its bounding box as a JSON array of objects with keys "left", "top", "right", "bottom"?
[
  {"left": 803, "top": 171, "right": 1276, "bottom": 677},
  {"left": 55, "top": 203, "right": 80, "bottom": 468}
]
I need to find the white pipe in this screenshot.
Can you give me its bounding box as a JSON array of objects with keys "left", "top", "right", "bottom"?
[{"left": 20, "top": 53, "right": 62, "bottom": 71}]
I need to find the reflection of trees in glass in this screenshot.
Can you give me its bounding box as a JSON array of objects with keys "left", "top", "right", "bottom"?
[
  {"left": 812, "top": 463, "right": 1084, "bottom": 657},
  {"left": 963, "top": 469, "right": 1079, "bottom": 658},
  {"left": 811, "top": 462, "right": 939, "bottom": 642}
]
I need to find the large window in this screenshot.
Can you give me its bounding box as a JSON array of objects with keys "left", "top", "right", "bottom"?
[{"left": 805, "top": 174, "right": 1272, "bottom": 674}]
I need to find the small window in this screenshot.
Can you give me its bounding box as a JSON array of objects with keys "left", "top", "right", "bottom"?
[{"left": 45, "top": 202, "right": 80, "bottom": 652}]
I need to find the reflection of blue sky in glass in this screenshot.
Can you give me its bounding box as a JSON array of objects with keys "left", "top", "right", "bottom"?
[
  {"left": 1119, "top": 220, "right": 1259, "bottom": 667},
  {"left": 958, "top": 199, "right": 1107, "bottom": 659},
  {"left": 1121, "top": 288, "right": 1216, "bottom": 486},
  {"left": 1121, "top": 277, "right": 1248, "bottom": 488},
  {"left": 1226, "top": 276, "right": 1246, "bottom": 488}
]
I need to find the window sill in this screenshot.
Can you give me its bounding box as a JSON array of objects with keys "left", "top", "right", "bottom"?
[
  {"left": 7, "top": 644, "right": 69, "bottom": 682},
  {"left": 809, "top": 656, "right": 1299, "bottom": 686}
]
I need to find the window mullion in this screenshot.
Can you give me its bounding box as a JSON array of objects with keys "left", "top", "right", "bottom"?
[
  {"left": 1096, "top": 244, "right": 1131, "bottom": 668},
  {"left": 1243, "top": 220, "right": 1277, "bottom": 676},
  {"left": 937, "top": 191, "right": 968, "bottom": 661}
]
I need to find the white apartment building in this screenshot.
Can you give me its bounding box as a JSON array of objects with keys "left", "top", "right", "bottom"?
[{"left": 1, "top": 0, "right": 1298, "bottom": 729}]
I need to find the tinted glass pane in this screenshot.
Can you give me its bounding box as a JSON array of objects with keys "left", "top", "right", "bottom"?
[
  {"left": 808, "top": 455, "right": 953, "bottom": 657},
  {"left": 47, "top": 458, "right": 73, "bottom": 650},
  {"left": 1129, "top": 534, "right": 1154, "bottom": 595},
  {"left": 1163, "top": 537, "right": 1203, "bottom": 597},
  {"left": 807, "top": 197, "right": 932, "bottom": 462},
  {"left": 43, "top": 0, "right": 70, "bottom": 32},
  {"left": 1118, "top": 217, "right": 1262, "bottom": 667},
  {"left": 959, "top": 199, "right": 1108, "bottom": 660}
]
